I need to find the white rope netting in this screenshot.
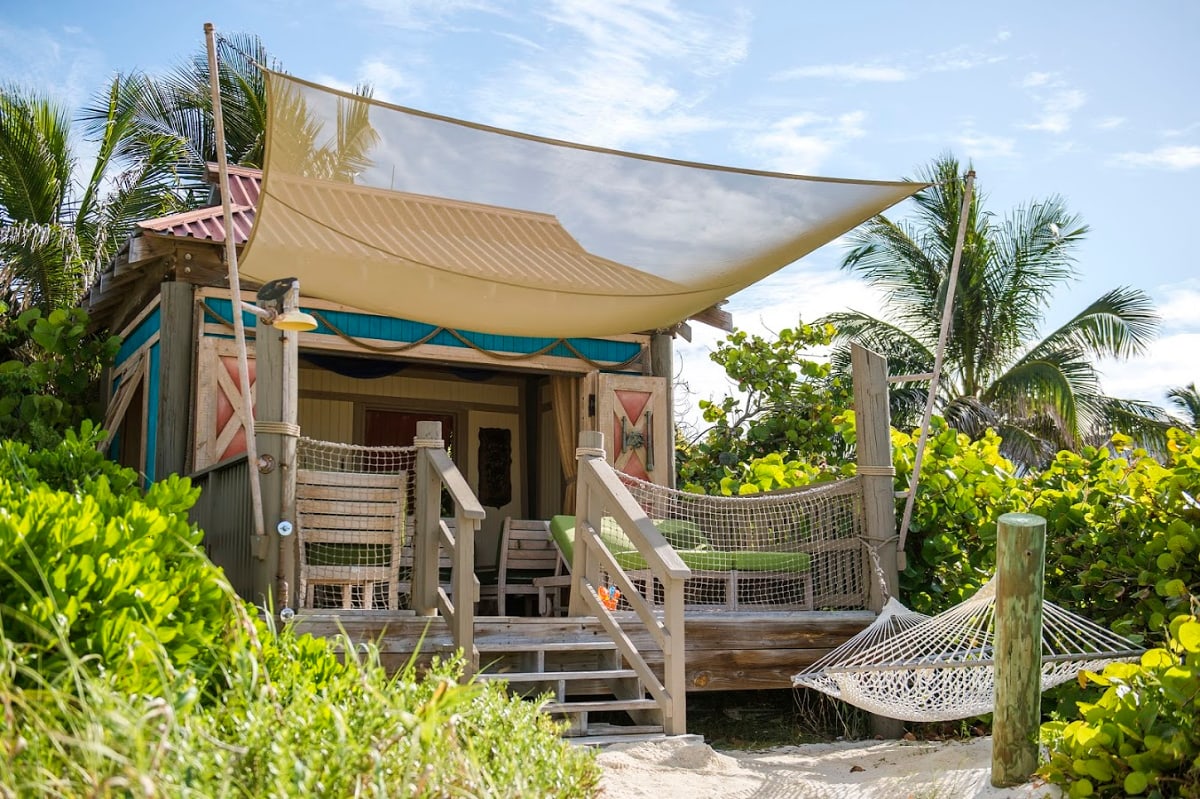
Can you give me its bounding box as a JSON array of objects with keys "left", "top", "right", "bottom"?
[
  {"left": 792, "top": 576, "right": 1144, "bottom": 721},
  {"left": 607, "top": 473, "right": 871, "bottom": 611},
  {"left": 294, "top": 438, "right": 417, "bottom": 610}
]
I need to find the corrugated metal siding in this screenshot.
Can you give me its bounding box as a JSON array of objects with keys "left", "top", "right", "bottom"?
[{"left": 190, "top": 455, "right": 255, "bottom": 600}]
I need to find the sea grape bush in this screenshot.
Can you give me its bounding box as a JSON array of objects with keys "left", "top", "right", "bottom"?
[
  {"left": 1040, "top": 613, "right": 1200, "bottom": 798},
  {"left": 0, "top": 423, "right": 242, "bottom": 695}
]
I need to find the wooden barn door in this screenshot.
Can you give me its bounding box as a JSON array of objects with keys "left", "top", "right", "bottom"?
[
  {"left": 194, "top": 337, "right": 256, "bottom": 471},
  {"left": 594, "top": 374, "right": 669, "bottom": 486}
]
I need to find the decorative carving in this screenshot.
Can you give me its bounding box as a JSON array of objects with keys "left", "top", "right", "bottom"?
[{"left": 477, "top": 427, "right": 512, "bottom": 508}]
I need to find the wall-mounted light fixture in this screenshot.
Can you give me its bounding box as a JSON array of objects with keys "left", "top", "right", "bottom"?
[{"left": 241, "top": 276, "right": 318, "bottom": 332}]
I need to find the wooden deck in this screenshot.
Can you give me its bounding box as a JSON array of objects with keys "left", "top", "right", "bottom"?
[{"left": 294, "top": 609, "right": 875, "bottom": 692}]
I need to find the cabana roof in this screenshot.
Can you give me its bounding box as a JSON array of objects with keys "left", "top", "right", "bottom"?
[{"left": 239, "top": 70, "right": 924, "bottom": 337}]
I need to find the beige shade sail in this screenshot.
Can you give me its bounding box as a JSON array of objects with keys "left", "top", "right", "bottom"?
[{"left": 240, "top": 69, "right": 925, "bottom": 337}]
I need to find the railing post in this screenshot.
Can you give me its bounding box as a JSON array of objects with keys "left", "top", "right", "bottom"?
[
  {"left": 663, "top": 574, "right": 687, "bottom": 735},
  {"left": 412, "top": 421, "right": 443, "bottom": 617},
  {"left": 851, "top": 343, "right": 903, "bottom": 739},
  {"left": 569, "top": 431, "right": 607, "bottom": 616},
  {"left": 992, "top": 512, "right": 1047, "bottom": 788},
  {"left": 454, "top": 508, "right": 478, "bottom": 677}
]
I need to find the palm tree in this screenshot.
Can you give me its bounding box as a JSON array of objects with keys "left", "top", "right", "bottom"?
[
  {"left": 99, "top": 33, "right": 377, "bottom": 198},
  {"left": 823, "top": 154, "right": 1167, "bottom": 467},
  {"left": 0, "top": 81, "right": 186, "bottom": 311},
  {"left": 1167, "top": 383, "right": 1200, "bottom": 430}
]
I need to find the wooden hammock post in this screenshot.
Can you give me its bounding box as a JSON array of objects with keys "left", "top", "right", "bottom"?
[
  {"left": 992, "top": 512, "right": 1047, "bottom": 788},
  {"left": 851, "top": 343, "right": 903, "bottom": 739}
]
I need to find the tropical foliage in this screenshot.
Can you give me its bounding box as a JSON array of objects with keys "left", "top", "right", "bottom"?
[
  {"left": 0, "top": 81, "right": 186, "bottom": 310},
  {"left": 823, "top": 154, "right": 1167, "bottom": 468},
  {"left": 1040, "top": 614, "right": 1200, "bottom": 798},
  {"left": 0, "top": 428, "right": 599, "bottom": 796},
  {"left": 677, "top": 321, "right": 853, "bottom": 491},
  {"left": 1168, "top": 382, "right": 1200, "bottom": 430},
  {"left": 0, "top": 304, "right": 119, "bottom": 448}
]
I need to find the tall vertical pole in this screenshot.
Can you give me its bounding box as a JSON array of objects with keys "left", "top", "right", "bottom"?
[
  {"left": 992, "top": 512, "right": 1047, "bottom": 787},
  {"left": 851, "top": 343, "right": 903, "bottom": 739},
  {"left": 204, "top": 24, "right": 267, "bottom": 568},
  {"left": 898, "top": 171, "right": 976, "bottom": 559}
]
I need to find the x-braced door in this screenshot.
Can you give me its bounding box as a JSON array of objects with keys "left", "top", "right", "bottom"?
[
  {"left": 594, "top": 373, "right": 669, "bottom": 486},
  {"left": 194, "top": 337, "right": 257, "bottom": 471}
]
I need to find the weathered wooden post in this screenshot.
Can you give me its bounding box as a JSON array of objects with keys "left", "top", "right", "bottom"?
[
  {"left": 992, "top": 512, "right": 1047, "bottom": 787},
  {"left": 156, "top": 282, "right": 196, "bottom": 480},
  {"left": 851, "top": 343, "right": 904, "bottom": 739},
  {"left": 568, "top": 430, "right": 606, "bottom": 617},
  {"left": 253, "top": 314, "right": 283, "bottom": 608},
  {"left": 412, "top": 421, "right": 444, "bottom": 617}
]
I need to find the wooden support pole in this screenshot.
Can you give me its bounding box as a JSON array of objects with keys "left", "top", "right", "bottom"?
[
  {"left": 992, "top": 512, "right": 1047, "bottom": 788},
  {"left": 156, "top": 282, "right": 196, "bottom": 480},
  {"left": 278, "top": 320, "right": 300, "bottom": 610},
  {"left": 649, "top": 332, "right": 676, "bottom": 488},
  {"left": 851, "top": 343, "right": 904, "bottom": 739},
  {"left": 413, "top": 421, "right": 444, "bottom": 617},
  {"left": 254, "top": 316, "right": 283, "bottom": 609},
  {"left": 569, "top": 430, "right": 606, "bottom": 617}
]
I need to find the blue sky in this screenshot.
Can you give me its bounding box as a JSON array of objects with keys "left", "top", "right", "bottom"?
[{"left": 2, "top": 0, "right": 1197, "bottom": 426}]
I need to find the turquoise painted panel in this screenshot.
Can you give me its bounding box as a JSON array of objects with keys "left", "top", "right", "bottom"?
[
  {"left": 116, "top": 307, "right": 160, "bottom": 365},
  {"left": 203, "top": 298, "right": 642, "bottom": 366},
  {"left": 146, "top": 343, "right": 160, "bottom": 485}
]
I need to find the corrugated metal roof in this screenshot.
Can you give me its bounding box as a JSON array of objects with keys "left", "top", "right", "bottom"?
[{"left": 138, "top": 165, "right": 263, "bottom": 243}]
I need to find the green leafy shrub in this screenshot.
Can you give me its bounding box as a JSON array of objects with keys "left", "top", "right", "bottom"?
[
  {"left": 1040, "top": 612, "right": 1200, "bottom": 798},
  {"left": 0, "top": 625, "right": 601, "bottom": 797},
  {"left": 0, "top": 304, "right": 120, "bottom": 448},
  {"left": 0, "top": 424, "right": 241, "bottom": 695},
  {"left": 678, "top": 321, "right": 852, "bottom": 491}
]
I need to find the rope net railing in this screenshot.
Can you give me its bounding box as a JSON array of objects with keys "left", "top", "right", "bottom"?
[
  {"left": 793, "top": 576, "right": 1144, "bottom": 721},
  {"left": 294, "top": 438, "right": 417, "bottom": 611},
  {"left": 594, "top": 473, "right": 871, "bottom": 612}
]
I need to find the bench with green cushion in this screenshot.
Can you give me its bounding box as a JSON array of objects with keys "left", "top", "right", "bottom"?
[{"left": 548, "top": 515, "right": 811, "bottom": 575}]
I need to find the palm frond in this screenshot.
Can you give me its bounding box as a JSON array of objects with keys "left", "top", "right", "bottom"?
[{"left": 1030, "top": 286, "right": 1159, "bottom": 361}]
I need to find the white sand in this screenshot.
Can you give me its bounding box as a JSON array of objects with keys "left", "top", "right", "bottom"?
[{"left": 597, "top": 736, "right": 1062, "bottom": 799}]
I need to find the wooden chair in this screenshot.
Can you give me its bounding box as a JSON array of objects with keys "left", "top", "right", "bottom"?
[
  {"left": 296, "top": 469, "right": 404, "bottom": 610},
  {"left": 478, "top": 518, "right": 560, "bottom": 615}
]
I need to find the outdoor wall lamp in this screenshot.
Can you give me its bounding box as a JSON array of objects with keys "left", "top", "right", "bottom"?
[{"left": 240, "top": 276, "right": 319, "bottom": 332}]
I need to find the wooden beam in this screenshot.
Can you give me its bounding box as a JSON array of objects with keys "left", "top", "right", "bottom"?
[
  {"left": 688, "top": 302, "right": 733, "bottom": 332},
  {"left": 156, "top": 283, "right": 196, "bottom": 480}
]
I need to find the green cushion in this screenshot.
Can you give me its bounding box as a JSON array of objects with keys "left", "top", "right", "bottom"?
[
  {"left": 732, "top": 551, "right": 812, "bottom": 572},
  {"left": 614, "top": 549, "right": 733, "bottom": 571},
  {"left": 550, "top": 515, "right": 579, "bottom": 563},
  {"left": 654, "top": 519, "right": 710, "bottom": 550}
]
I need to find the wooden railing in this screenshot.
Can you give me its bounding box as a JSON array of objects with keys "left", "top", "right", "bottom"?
[
  {"left": 569, "top": 431, "right": 691, "bottom": 735},
  {"left": 412, "top": 421, "right": 485, "bottom": 675}
]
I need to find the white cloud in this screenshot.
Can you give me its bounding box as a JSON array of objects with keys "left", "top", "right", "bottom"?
[
  {"left": 358, "top": 60, "right": 417, "bottom": 102},
  {"left": 1021, "top": 71, "right": 1053, "bottom": 88},
  {"left": 1095, "top": 116, "right": 1126, "bottom": 130},
  {"left": 1111, "top": 145, "right": 1200, "bottom": 170},
  {"left": 1098, "top": 332, "right": 1200, "bottom": 408},
  {"left": 0, "top": 23, "right": 104, "bottom": 108},
  {"left": 995, "top": 30, "right": 1012, "bottom": 42},
  {"left": 471, "top": 0, "right": 750, "bottom": 149},
  {"left": 954, "top": 130, "right": 1018, "bottom": 159},
  {"left": 1164, "top": 122, "right": 1200, "bottom": 138},
  {"left": 352, "top": 0, "right": 502, "bottom": 30},
  {"left": 1022, "top": 88, "right": 1087, "bottom": 134},
  {"left": 741, "top": 112, "right": 867, "bottom": 175},
  {"left": 774, "top": 63, "right": 909, "bottom": 82},
  {"left": 1156, "top": 280, "right": 1200, "bottom": 330}
]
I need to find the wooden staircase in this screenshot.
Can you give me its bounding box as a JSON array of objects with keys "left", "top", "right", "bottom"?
[{"left": 475, "top": 637, "right": 687, "bottom": 746}]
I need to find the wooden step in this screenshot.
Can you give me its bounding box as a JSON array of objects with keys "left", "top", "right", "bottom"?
[
  {"left": 476, "top": 640, "right": 617, "bottom": 653},
  {"left": 540, "top": 698, "right": 659, "bottom": 715},
  {"left": 477, "top": 668, "right": 638, "bottom": 683},
  {"left": 569, "top": 732, "right": 704, "bottom": 748}
]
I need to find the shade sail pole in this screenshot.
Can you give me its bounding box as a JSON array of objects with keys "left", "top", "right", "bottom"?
[
  {"left": 896, "top": 170, "right": 975, "bottom": 566},
  {"left": 205, "top": 23, "right": 266, "bottom": 547}
]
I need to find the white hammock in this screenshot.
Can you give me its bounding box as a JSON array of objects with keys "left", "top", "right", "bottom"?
[{"left": 792, "top": 576, "right": 1143, "bottom": 721}]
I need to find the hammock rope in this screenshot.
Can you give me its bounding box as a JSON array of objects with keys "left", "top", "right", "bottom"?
[{"left": 793, "top": 575, "right": 1143, "bottom": 721}]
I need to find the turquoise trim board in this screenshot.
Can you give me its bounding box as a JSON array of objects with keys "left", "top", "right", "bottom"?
[
  {"left": 116, "top": 306, "right": 160, "bottom": 365},
  {"left": 146, "top": 342, "right": 160, "bottom": 485},
  {"left": 203, "top": 298, "right": 642, "bottom": 366}
]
